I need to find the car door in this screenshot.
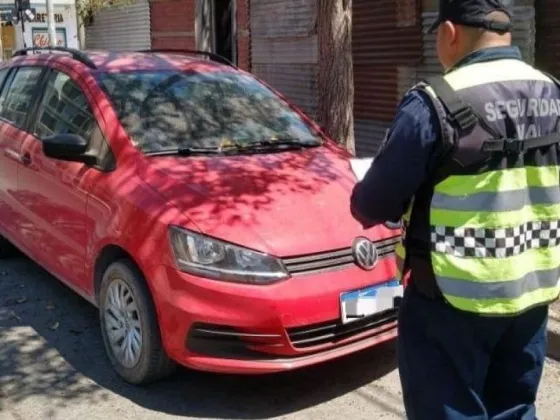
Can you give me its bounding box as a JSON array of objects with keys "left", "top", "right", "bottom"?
[
  {"left": 0, "top": 66, "right": 46, "bottom": 251},
  {"left": 16, "top": 68, "right": 95, "bottom": 288}
]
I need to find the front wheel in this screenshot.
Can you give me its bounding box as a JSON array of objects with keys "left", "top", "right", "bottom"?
[{"left": 99, "top": 260, "right": 176, "bottom": 385}]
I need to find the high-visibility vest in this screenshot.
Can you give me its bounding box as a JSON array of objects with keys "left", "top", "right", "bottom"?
[{"left": 398, "top": 58, "right": 560, "bottom": 316}]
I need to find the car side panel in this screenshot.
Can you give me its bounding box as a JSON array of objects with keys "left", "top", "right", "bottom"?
[
  {"left": 0, "top": 123, "right": 26, "bottom": 244},
  {"left": 18, "top": 134, "right": 91, "bottom": 289}
]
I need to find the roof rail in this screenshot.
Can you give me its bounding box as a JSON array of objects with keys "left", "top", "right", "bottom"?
[
  {"left": 12, "top": 47, "right": 97, "bottom": 69},
  {"left": 136, "top": 49, "right": 235, "bottom": 67}
]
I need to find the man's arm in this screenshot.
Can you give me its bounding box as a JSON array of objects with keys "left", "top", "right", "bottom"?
[{"left": 350, "top": 90, "right": 441, "bottom": 227}]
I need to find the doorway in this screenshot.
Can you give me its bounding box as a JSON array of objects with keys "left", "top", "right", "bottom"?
[{"left": 213, "top": 0, "right": 234, "bottom": 63}]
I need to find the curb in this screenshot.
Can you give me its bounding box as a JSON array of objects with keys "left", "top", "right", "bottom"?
[{"left": 547, "top": 302, "right": 560, "bottom": 360}]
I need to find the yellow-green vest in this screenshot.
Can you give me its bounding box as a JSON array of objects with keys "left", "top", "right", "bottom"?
[{"left": 398, "top": 58, "right": 560, "bottom": 316}]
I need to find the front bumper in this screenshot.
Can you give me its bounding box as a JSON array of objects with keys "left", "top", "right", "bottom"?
[{"left": 147, "top": 253, "right": 400, "bottom": 374}]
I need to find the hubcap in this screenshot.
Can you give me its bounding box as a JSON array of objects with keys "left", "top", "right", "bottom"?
[{"left": 104, "top": 279, "right": 143, "bottom": 368}]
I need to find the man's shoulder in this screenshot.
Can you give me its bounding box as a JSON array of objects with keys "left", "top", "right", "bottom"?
[{"left": 398, "top": 81, "right": 441, "bottom": 121}]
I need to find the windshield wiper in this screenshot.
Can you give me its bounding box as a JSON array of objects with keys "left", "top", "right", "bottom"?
[
  {"left": 144, "top": 138, "right": 321, "bottom": 157},
  {"left": 144, "top": 146, "right": 226, "bottom": 157},
  {"left": 237, "top": 137, "right": 322, "bottom": 150}
]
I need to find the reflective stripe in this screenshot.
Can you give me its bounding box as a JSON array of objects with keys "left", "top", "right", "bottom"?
[
  {"left": 436, "top": 265, "right": 560, "bottom": 300},
  {"left": 444, "top": 285, "right": 560, "bottom": 315},
  {"left": 431, "top": 203, "right": 560, "bottom": 229},
  {"left": 431, "top": 244, "right": 560, "bottom": 282},
  {"left": 435, "top": 166, "right": 560, "bottom": 197},
  {"left": 432, "top": 185, "right": 560, "bottom": 212}
]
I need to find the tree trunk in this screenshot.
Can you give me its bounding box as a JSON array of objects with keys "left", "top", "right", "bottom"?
[{"left": 317, "top": 0, "right": 355, "bottom": 155}]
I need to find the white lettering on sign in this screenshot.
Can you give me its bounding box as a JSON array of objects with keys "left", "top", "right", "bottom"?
[{"left": 484, "top": 98, "right": 560, "bottom": 139}]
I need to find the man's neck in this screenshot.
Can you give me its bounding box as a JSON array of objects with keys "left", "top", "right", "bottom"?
[{"left": 447, "top": 42, "right": 513, "bottom": 71}]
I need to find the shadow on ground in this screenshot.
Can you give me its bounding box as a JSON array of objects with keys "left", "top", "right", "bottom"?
[{"left": 0, "top": 255, "right": 401, "bottom": 419}]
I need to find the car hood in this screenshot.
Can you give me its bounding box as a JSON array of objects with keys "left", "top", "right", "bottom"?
[{"left": 137, "top": 144, "right": 396, "bottom": 256}]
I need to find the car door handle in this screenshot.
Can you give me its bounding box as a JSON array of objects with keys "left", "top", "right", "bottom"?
[
  {"left": 4, "top": 148, "right": 23, "bottom": 163},
  {"left": 20, "top": 152, "right": 32, "bottom": 166}
]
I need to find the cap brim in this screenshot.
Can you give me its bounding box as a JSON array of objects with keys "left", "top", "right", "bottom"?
[{"left": 425, "top": 18, "right": 441, "bottom": 35}]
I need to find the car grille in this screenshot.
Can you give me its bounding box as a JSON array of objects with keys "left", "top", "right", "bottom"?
[
  {"left": 286, "top": 308, "right": 398, "bottom": 349},
  {"left": 282, "top": 235, "right": 400, "bottom": 276}
]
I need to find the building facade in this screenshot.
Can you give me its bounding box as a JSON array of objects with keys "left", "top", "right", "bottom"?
[
  {"left": 78, "top": 0, "right": 560, "bottom": 156},
  {"left": 0, "top": 0, "right": 79, "bottom": 58}
]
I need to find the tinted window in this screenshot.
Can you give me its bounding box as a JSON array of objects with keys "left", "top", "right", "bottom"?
[
  {"left": 0, "top": 68, "right": 9, "bottom": 91},
  {"left": 0, "top": 67, "right": 42, "bottom": 127},
  {"left": 34, "top": 71, "right": 94, "bottom": 140},
  {"left": 96, "top": 70, "right": 320, "bottom": 154},
  {"left": 0, "top": 68, "right": 12, "bottom": 111}
]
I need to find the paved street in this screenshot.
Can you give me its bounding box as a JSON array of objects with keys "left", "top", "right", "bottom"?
[{"left": 1, "top": 255, "right": 559, "bottom": 420}]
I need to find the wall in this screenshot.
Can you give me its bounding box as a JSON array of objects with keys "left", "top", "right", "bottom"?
[
  {"left": 150, "top": 0, "right": 250, "bottom": 70},
  {"left": 250, "top": 0, "right": 318, "bottom": 119}
]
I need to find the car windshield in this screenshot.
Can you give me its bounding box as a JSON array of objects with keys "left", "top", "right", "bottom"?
[{"left": 96, "top": 70, "right": 322, "bottom": 154}]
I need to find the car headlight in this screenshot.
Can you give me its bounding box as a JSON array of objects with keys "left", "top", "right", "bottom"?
[{"left": 168, "top": 226, "right": 290, "bottom": 284}]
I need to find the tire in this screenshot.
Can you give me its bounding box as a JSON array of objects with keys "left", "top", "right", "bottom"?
[
  {"left": 99, "top": 260, "right": 176, "bottom": 385},
  {"left": 0, "top": 235, "right": 16, "bottom": 258}
]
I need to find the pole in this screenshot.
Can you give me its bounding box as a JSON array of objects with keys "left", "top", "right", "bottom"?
[
  {"left": 46, "top": 0, "right": 56, "bottom": 47},
  {"left": 20, "top": 14, "right": 26, "bottom": 48},
  {"left": 0, "top": 22, "right": 3, "bottom": 61}
]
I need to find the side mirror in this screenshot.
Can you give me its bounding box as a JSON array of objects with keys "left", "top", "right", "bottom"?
[{"left": 42, "top": 134, "right": 94, "bottom": 164}]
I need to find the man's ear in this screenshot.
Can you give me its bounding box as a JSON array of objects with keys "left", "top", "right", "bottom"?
[{"left": 441, "top": 20, "right": 458, "bottom": 45}]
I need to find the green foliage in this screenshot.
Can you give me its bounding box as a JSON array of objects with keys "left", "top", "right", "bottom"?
[{"left": 76, "top": 0, "right": 135, "bottom": 26}]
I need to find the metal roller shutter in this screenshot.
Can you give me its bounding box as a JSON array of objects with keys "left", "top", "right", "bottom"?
[
  {"left": 250, "top": 0, "right": 318, "bottom": 119},
  {"left": 535, "top": 0, "right": 560, "bottom": 76},
  {"left": 352, "top": 0, "right": 422, "bottom": 157},
  {"left": 85, "top": 1, "right": 151, "bottom": 51}
]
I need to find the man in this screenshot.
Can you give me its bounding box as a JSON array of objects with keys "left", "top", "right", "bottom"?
[{"left": 350, "top": 1, "right": 560, "bottom": 419}]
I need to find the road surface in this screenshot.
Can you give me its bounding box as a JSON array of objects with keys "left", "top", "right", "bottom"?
[{"left": 1, "top": 255, "right": 559, "bottom": 420}]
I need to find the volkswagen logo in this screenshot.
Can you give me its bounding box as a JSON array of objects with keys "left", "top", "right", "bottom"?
[{"left": 352, "top": 237, "right": 378, "bottom": 270}]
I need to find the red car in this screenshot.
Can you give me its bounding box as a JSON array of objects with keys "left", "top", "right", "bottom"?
[{"left": 0, "top": 47, "right": 403, "bottom": 385}]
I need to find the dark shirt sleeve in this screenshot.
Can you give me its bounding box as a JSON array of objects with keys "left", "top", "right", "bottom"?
[{"left": 350, "top": 90, "right": 441, "bottom": 227}]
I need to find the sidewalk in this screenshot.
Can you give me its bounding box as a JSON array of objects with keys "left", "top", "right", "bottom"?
[{"left": 547, "top": 301, "right": 560, "bottom": 360}]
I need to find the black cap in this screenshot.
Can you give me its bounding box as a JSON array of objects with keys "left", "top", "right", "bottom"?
[{"left": 427, "top": 0, "right": 514, "bottom": 34}]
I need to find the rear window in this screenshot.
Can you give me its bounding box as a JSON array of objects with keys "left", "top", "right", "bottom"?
[{"left": 96, "top": 70, "right": 320, "bottom": 154}]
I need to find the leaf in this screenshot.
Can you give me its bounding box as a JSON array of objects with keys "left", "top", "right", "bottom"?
[
  {"left": 16, "top": 297, "right": 27, "bottom": 304},
  {"left": 46, "top": 302, "right": 56, "bottom": 310},
  {"left": 49, "top": 321, "right": 60, "bottom": 331}
]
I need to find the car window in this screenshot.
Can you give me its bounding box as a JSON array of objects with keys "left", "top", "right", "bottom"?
[
  {"left": 33, "top": 71, "right": 95, "bottom": 140},
  {"left": 0, "top": 68, "right": 10, "bottom": 91},
  {"left": 0, "top": 68, "right": 12, "bottom": 112},
  {"left": 96, "top": 70, "right": 321, "bottom": 154},
  {"left": 0, "top": 67, "right": 43, "bottom": 128}
]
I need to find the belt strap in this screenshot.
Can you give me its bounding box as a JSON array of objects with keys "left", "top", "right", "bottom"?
[{"left": 482, "top": 133, "right": 560, "bottom": 154}]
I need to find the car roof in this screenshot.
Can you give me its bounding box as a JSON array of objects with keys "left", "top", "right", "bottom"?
[{"left": 6, "top": 49, "right": 238, "bottom": 74}]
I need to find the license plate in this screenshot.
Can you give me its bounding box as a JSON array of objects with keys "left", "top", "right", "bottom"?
[{"left": 340, "top": 280, "right": 404, "bottom": 324}]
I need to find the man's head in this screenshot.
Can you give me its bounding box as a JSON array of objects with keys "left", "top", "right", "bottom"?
[{"left": 428, "top": 0, "right": 514, "bottom": 70}]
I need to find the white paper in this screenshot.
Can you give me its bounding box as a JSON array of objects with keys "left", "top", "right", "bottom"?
[{"left": 350, "top": 157, "right": 374, "bottom": 181}]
